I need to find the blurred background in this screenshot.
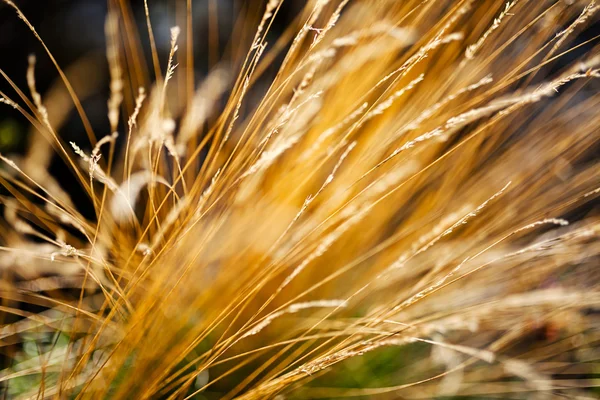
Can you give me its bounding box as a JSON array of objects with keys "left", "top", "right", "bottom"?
[{"left": 0, "top": 0, "right": 305, "bottom": 218}]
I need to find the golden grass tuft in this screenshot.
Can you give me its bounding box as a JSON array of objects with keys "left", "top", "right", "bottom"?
[{"left": 0, "top": 0, "right": 600, "bottom": 398}]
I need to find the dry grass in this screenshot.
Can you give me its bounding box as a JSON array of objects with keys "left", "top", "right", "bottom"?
[{"left": 0, "top": 0, "right": 600, "bottom": 398}]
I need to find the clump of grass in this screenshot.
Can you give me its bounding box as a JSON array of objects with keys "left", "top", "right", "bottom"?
[{"left": 1, "top": 0, "right": 600, "bottom": 398}]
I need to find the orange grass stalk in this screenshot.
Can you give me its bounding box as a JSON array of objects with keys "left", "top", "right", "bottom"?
[{"left": 1, "top": 0, "right": 600, "bottom": 398}]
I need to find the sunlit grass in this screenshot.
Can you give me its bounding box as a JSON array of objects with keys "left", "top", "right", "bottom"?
[{"left": 0, "top": 0, "right": 599, "bottom": 398}]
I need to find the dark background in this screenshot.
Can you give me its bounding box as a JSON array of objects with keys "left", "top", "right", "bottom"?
[
  {"left": 0, "top": 0, "right": 303, "bottom": 156},
  {"left": 0, "top": 0, "right": 304, "bottom": 220}
]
